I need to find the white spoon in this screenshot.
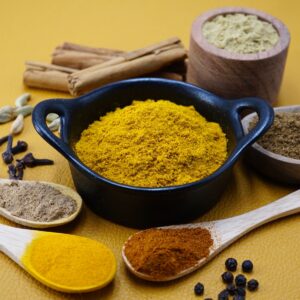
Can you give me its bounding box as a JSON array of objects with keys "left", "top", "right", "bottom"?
[
  {"left": 0, "top": 224, "right": 116, "bottom": 292},
  {"left": 0, "top": 179, "right": 82, "bottom": 228},
  {"left": 122, "top": 189, "right": 300, "bottom": 281}
]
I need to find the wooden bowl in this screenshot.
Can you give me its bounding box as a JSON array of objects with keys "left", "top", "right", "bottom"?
[
  {"left": 187, "top": 7, "right": 290, "bottom": 105},
  {"left": 241, "top": 105, "right": 300, "bottom": 185}
]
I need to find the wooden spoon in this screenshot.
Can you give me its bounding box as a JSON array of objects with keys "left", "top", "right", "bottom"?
[
  {"left": 122, "top": 189, "right": 300, "bottom": 281},
  {"left": 0, "top": 179, "right": 82, "bottom": 228},
  {"left": 0, "top": 224, "right": 116, "bottom": 292}
]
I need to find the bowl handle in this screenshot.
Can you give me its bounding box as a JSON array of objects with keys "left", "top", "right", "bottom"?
[
  {"left": 229, "top": 97, "right": 274, "bottom": 156},
  {"left": 32, "top": 99, "right": 75, "bottom": 161}
]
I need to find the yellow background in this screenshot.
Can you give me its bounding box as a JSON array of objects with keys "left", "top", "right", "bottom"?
[{"left": 0, "top": 0, "right": 299, "bottom": 299}]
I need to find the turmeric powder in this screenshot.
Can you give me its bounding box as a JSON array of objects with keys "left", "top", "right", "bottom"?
[
  {"left": 75, "top": 100, "right": 227, "bottom": 187},
  {"left": 21, "top": 233, "right": 116, "bottom": 292}
]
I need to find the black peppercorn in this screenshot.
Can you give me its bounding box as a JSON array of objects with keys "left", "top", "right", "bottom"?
[
  {"left": 247, "top": 279, "right": 259, "bottom": 291},
  {"left": 235, "top": 274, "right": 247, "bottom": 287},
  {"left": 226, "top": 283, "right": 235, "bottom": 295},
  {"left": 221, "top": 271, "right": 234, "bottom": 284},
  {"left": 236, "top": 286, "right": 246, "bottom": 296},
  {"left": 225, "top": 258, "right": 238, "bottom": 272},
  {"left": 194, "top": 282, "right": 204, "bottom": 296},
  {"left": 218, "top": 289, "right": 229, "bottom": 300},
  {"left": 233, "top": 296, "right": 245, "bottom": 300},
  {"left": 242, "top": 260, "right": 253, "bottom": 273}
]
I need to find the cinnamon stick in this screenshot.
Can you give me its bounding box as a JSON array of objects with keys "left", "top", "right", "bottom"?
[
  {"left": 52, "top": 44, "right": 124, "bottom": 69},
  {"left": 56, "top": 42, "right": 124, "bottom": 56},
  {"left": 68, "top": 38, "right": 187, "bottom": 95},
  {"left": 23, "top": 61, "right": 76, "bottom": 92}
]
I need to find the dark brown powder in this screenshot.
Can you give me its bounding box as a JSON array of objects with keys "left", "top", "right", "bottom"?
[
  {"left": 250, "top": 112, "right": 300, "bottom": 159},
  {"left": 124, "top": 227, "right": 213, "bottom": 279},
  {"left": 0, "top": 181, "right": 77, "bottom": 222}
]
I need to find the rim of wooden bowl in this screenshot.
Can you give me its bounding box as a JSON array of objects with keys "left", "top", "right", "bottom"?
[
  {"left": 242, "top": 105, "right": 300, "bottom": 166},
  {"left": 192, "top": 6, "right": 290, "bottom": 61}
]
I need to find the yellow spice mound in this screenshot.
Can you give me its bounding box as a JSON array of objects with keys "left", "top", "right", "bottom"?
[{"left": 75, "top": 100, "right": 227, "bottom": 187}]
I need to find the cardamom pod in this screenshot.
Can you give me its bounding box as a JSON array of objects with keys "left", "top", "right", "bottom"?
[
  {"left": 15, "top": 93, "right": 31, "bottom": 107},
  {"left": 13, "top": 105, "right": 34, "bottom": 117},
  {"left": 10, "top": 114, "right": 24, "bottom": 135},
  {"left": 46, "top": 113, "right": 59, "bottom": 122},
  {"left": 48, "top": 117, "right": 61, "bottom": 132},
  {"left": 0, "top": 106, "right": 14, "bottom": 123}
]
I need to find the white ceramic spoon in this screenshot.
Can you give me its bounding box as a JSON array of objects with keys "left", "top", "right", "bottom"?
[
  {"left": 122, "top": 189, "right": 300, "bottom": 281},
  {"left": 0, "top": 179, "right": 82, "bottom": 228}
]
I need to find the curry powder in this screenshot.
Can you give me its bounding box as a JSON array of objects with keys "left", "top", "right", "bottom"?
[{"left": 75, "top": 100, "right": 227, "bottom": 187}]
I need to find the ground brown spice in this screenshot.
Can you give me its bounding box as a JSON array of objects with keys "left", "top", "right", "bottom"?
[
  {"left": 124, "top": 227, "right": 213, "bottom": 279},
  {"left": 0, "top": 181, "right": 77, "bottom": 222},
  {"left": 250, "top": 112, "right": 300, "bottom": 159}
]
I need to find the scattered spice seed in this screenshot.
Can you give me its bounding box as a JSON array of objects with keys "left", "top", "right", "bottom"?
[
  {"left": 235, "top": 274, "right": 247, "bottom": 287},
  {"left": 221, "top": 271, "right": 234, "bottom": 284},
  {"left": 218, "top": 289, "right": 229, "bottom": 300},
  {"left": 15, "top": 93, "right": 31, "bottom": 107},
  {"left": 17, "top": 153, "right": 54, "bottom": 168},
  {"left": 46, "top": 113, "right": 59, "bottom": 122},
  {"left": 13, "top": 105, "right": 33, "bottom": 118},
  {"left": 194, "top": 282, "right": 205, "bottom": 296},
  {"left": 10, "top": 114, "right": 24, "bottom": 135},
  {"left": 247, "top": 279, "right": 259, "bottom": 291},
  {"left": 236, "top": 286, "right": 246, "bottom": 296},
  {"left": 225, "top": 258, "right": 238, "bottom": 272},
  {"left": 2, "top": 135, "right": 14, "bottom": 164},
  {"left": 233, "top": 295, "right": 245, "bottom": 300},
  {"left": 242, "top": 260, "right": 253, "bottom": 273},
  {"left": 0, "top": 106, "right": 14, "bottom": 123},
  {"left": 48, "top": 117, "right": 60, "bottom": 132},
  {"left": 11, "top": 141, "right": 28, "bottom": 155},
  {"left": 226, "top": 283, "right": 236, "bottom": 295}
]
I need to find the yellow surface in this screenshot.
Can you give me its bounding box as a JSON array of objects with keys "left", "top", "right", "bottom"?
[{"left": 0, "top": 0, "right": 299, "bottom": 299}]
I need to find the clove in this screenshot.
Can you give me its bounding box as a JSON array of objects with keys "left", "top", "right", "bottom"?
[
  {"left": 8, "top": 164, "right": 17, "bottom": 180},
  {"left": 7, "top": 162, "right": 24, "bottom": 180},
  {"left": 17, "top": 152, "right": 54, "bottom": 168},
  {"left": 15, "top": 161, "right": 24, "bottom": 180},
  {"left": 2, "top": 135, "right": 14, "bottom": 164},
  {"left": 0, "top": 135, "right": 9, "bottom": 147},
  {"left": 11, "top": 141, "right": 28, "bottom": 155}
]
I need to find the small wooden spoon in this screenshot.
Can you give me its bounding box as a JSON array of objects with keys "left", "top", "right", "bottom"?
[
  {"left": 122, "top": 189, "right": 300, "bottom": 281},
  {"left": 0, "top": 224, "right": 116, "bottom": 292},
  {"left": 0, "top": 179, "right": 82, "bottom": 228}
]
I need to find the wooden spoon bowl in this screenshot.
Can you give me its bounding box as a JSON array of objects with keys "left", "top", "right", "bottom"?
[
  {"left": 241, "top": 105, "right": 300, "bottom": 184},
  {"left": 0, "top": 179, "right": 83, "bottom": 228},
  {"left": 122, "top": 189, "right": 300, "bottom": 281}
]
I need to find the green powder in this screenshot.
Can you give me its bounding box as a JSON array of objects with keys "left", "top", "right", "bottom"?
[{"left": 202, "top": 13, "right": 279, "bottom": 54}]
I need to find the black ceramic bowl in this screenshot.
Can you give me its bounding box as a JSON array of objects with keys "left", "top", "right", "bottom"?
[{"left": 32, "top": 78, "right": 273, "bottom": 228}]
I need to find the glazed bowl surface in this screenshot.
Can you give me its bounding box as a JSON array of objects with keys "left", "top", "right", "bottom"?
[{"left": 32, "top": 78, "right": 273, "bottom": 228}]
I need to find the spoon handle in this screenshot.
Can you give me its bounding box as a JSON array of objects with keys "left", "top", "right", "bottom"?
[
  {"left": 214, "top": 189, "right": 300, "bottom": 245},
  {"left": 0, "top": 224, "right": 33, "bottom": 265}
]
